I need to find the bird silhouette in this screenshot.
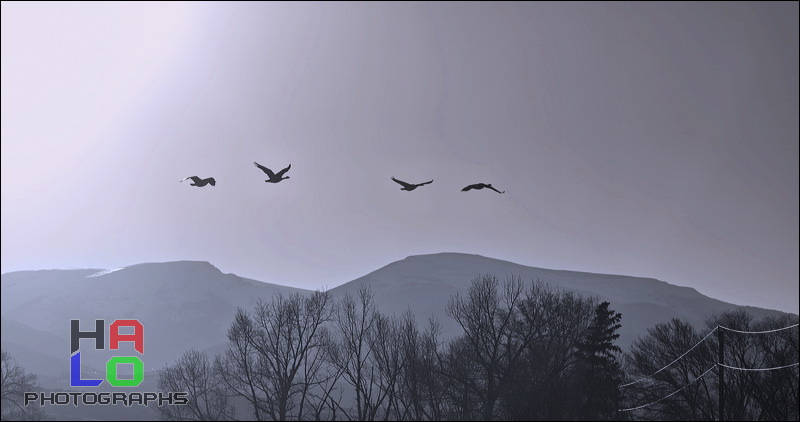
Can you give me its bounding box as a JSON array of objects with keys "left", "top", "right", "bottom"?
[
  {"left": 461, "top": 183, "right": 505, "bottom": 194},
  {"left": 180, "top": 176, "right": 216, "bottom": 187},
  {"left": 391, "top": 176, "right": 434, "bottom": 191},
  {"left": 254, "top": 162, "right": 291, "bottom": 183}
]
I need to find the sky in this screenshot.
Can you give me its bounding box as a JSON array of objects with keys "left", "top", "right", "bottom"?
[{"left": 1, "top": 2, "right": 798, "bottom": 314}]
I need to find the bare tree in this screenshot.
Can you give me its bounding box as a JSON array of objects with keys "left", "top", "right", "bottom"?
[
  {"left": 395, "top": 314, "right": 446, "bottom": 421},
  {"left": 214, "top": 307, "right": 268, "bottom": 420},
  {"left": 624, "top": 310, "right": 799, "bottom": 421},
  {"left": 440, "top": 335, "right": 482, "bottom": 420},
  {"left": 326, "top": 291, "right": 445, "bottom": 421},
  {"left": 746, "top": 314, "right": 799, "bottom": 421},
  {"left": 216, "top": 291, "right": 334, "bottom": 421},
  {"left": 301, "top": 325, "right": 345, "bottom": 422},
  {"left": 1, "top": 350, "right": 48, "bottom": 421},
  {"left": 498, "top": 290, "right": 598, "bottom": 420},
  {"left": 156, "top": 349, "right": 233, "bottom": 421},
  {"left": 706, "top": 310, "right": 799, "bottom": 421},
  {"left": 254, "top": 291, "right": 333, "bottom": 420},
  {"left": 326, "top": 285, "right": 391, "bottom": 421},
  {"left": 706, "top": 311, "right": 759, "bottom": 421},
  {"left": 444, "top": 275, "right": 562, "bottom": 420},
  {"left": 624, "top": 318, "right": 717, "bottom": 420},
  {"left": 368, "top": 312, "right": 406, "bottom": 420}
]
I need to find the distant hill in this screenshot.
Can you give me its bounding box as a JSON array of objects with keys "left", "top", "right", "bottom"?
[
  {"left": 2, "top": 253, "right": 791, "bottom": 386},
  {"left": 329, "top": 253, "right": 790, "bottom": 349},
  {"left": 1, "top": 261, "right": 306, "bottom": 378}
]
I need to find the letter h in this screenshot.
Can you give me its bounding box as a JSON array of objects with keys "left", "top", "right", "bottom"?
[{"left": 71, "top": 319, "right": 104, "bottom": 354}]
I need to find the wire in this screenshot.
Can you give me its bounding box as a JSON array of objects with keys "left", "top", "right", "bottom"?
[
  {"left": 618, "top": 365, "right": 717, "bottom": 412},
  {"left": 618, "top": 322, "right": 799, "bottom": 413},
  {"left": 717, "top": 324, "right": 799, "bottom": 334},
  {"left": 620, "top": 326, "right": 718, "bottom": 388},
  {"left": 718, "top": 362, "right": 799, "bottom": 371}
]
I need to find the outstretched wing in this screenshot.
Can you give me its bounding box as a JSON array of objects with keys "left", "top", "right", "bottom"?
[
  {"left": 253, "top": 161, "right": 276, "bottom": 178},
  {"left": 180, "top": 176, "right": 200, "bottom": 183},
  {"left": 275, "top": 164, "right": 291, "bottom": 178},
  {"left": 461, "top": 184, "right": 479, "bottom": 191},
  {"left": 419, "top": 180, "right": 434, "bottom": 186},
  {"left": 488, "top": 186, "right": 504, "bottom": 194},
  {"left": 391, "top": 176, "right": 415, "bottom": 189}
]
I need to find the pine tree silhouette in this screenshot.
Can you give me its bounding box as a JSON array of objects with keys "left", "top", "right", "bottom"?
[{"left": 575, "top": 301, "right": 624, "bottom": 420}]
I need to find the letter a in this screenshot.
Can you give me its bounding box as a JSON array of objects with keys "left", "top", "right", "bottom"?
[{"left": 109, "top": 320, "right": 144, "bottom": 354}]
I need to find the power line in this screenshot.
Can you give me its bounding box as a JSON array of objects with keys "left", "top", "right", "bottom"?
[
  {"left": 618, "top": 322, "right": 799, "bottom": 413},
  {"left": 621, "top": 322, "right": 799, "bottom": 388},
  {"left": 717, "top": 323, "right": 799, "bottom": 334},
  {"left": 617, "top": 362, "right": 800, "bottom": 413},
  {"left": 618, "top": 365, "right": 717, "bottom": 412},
  {"left": 620, "top": 326, "right": 718, "bottom": 388},
  {"left": 718, "top": 362, "right": 799, "bottom": 371}
]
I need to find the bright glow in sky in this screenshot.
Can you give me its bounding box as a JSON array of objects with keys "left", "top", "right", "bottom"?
[{"left": 2, "top": 2, "right": 798, "bottom": 313}]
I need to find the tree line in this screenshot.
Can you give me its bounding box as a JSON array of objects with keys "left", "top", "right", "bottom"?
[
  {"left": 2, "top": 274, "right": 797, "bottom": 421},
  {"left": 157, "top": 275, "right": 629, "bottom": 421},
  {"left": 625, "top": 310, "right": 799, "bottom": 420},
  {"left": 158, "top": 275, "right": 798, "bottom": 421},
  {"left": 155, "top": 274, "right": 797, "bottom": 421}
]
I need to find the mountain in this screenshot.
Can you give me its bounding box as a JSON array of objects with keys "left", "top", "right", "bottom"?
[
  {"left": 1, "top": 253, "right": 791, "bottom": 385},
  {"left": 328, "top": 253, "right": 789, "bottom": 348},
  {"left": 1, "top": 261, "right": 307, "bottom": 377}
]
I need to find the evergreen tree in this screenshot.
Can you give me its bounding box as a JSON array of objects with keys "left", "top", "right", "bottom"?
[{"left": 575, "top": 301, "right": 624, "bottom": 420}]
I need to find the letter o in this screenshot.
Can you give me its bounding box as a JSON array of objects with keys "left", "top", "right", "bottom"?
[{"left": 106, "top": 356, "right": 144, "bottom": 387}]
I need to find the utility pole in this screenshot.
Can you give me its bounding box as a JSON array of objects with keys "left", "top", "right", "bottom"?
[{"left": 718, "top": 328, "right": 725, "bottom": 421}]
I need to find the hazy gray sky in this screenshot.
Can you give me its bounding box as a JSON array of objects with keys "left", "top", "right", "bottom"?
[{"left": 2, "top": 2, "right": 798, "bottom": 313}]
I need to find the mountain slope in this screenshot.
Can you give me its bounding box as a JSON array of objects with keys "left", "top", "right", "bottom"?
[
  {"left": 329, "top": 253, "right": 788, "bottom": 348},
  {"left": 1, "top": 261, "right": 308, "bottom": 374},
  {"left": 1, "top": 253, "right": 791, "bottom": 382}
]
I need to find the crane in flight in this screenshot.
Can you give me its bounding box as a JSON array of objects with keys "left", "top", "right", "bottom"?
[
  {"left": 254, "top": 162, "right": 291, "bottom": 183},
  {"left": 391, "top": 176, "right": 434, "bottom": 191},
  {"left": 180, "top": 176, "right": 216, "bottom": 187},
  {"left": 461, "top": 183, "right": 505, "bottom": 194}
]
